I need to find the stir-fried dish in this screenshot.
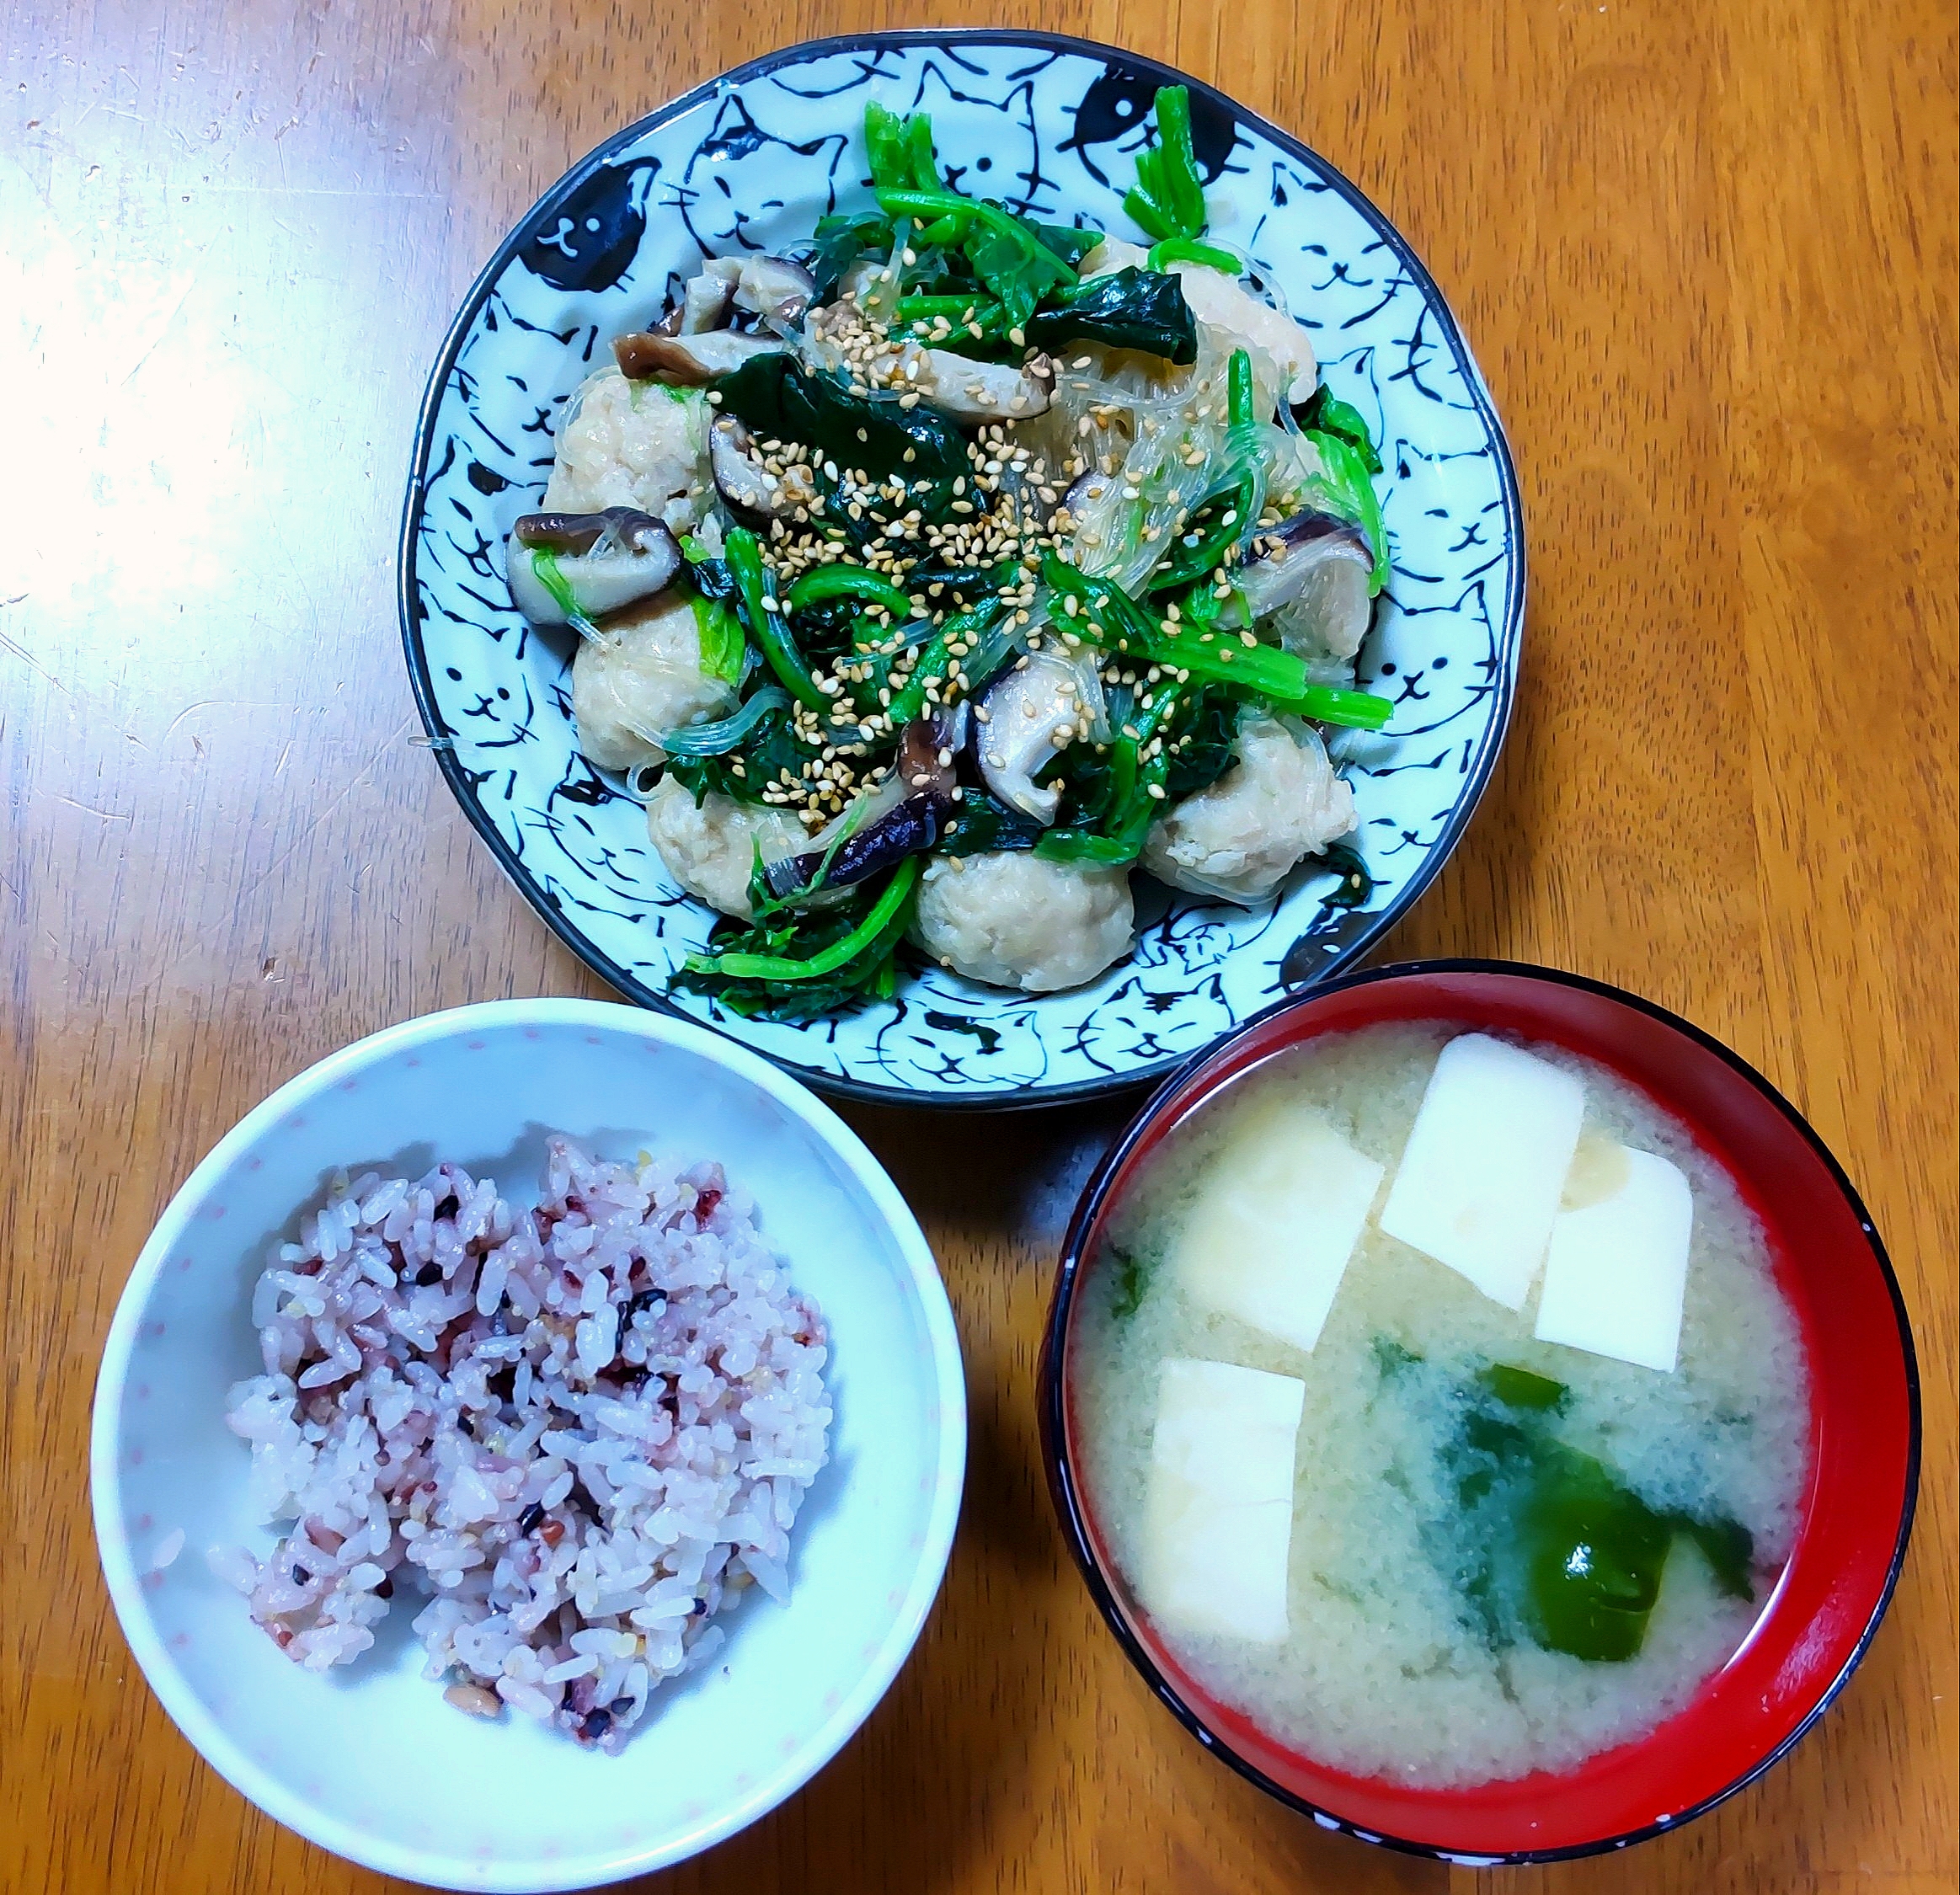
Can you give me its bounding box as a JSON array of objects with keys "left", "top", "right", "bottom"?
[{"left": 504, "top": 91, "right": 1392, "bottom": 1017}]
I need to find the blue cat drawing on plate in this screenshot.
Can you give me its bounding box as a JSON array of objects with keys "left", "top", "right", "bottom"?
[{"left": 400, "top": 33, "right": 1523, "bottom": 1107}]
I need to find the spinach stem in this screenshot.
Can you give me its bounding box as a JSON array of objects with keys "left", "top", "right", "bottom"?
[
  {"left": 1044, "top": 556, "right": 1391, "bottom": 730},
  {"left": 1146, "top": 237, "right": 1240, "bottom": 275},
  {"left": 686, "top": 858, "right": 921, "bottom": 982},
  {"left": 784, "top": 563, "right": 916, "bottom": 622},
  {"left": 725, "top": 527, "right": 827, "bottom": 713},
  {"left": 883, "top": 600, "right": 1002, "bottom": 727},
  {"left": 873, "top": 190, "right": 1079, "bottom": 286},
  {"left": 1227, "top": 347, "right": 1255, "bottom": 429}
]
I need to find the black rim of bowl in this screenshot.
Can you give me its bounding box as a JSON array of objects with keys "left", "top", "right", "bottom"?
[
  {"left": 397, "top": 30, "right": 1528, "bottom": 1110},
  {"left": 1038, "top": 956, "right": 1922, "bottom": 1864}
]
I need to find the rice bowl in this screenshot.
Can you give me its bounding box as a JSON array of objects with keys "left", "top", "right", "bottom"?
[{"left": 92, "top": 1000, "right": 964, "bottom": 1892}]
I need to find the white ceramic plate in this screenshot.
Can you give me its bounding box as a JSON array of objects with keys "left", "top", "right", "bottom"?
[{"left": 91, "top": 1000, "right": 964, "bottom": 1891}]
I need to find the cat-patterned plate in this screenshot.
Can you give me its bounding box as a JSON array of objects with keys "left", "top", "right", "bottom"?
[{"left": 399, "top": 31, "right": 1524, "bottom": 1107}]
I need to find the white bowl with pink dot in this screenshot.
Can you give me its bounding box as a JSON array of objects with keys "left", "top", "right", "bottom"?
[{"left": 91, "top": 998, "right": 966, "bottom": 1891}]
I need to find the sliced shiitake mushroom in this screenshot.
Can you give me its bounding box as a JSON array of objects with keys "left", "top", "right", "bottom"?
[
  {"left": 676, "top": 257, "right": 742, "bottom": 334},
  {"left": 733, "top": 254, "right": 817, "bottom": 326},
  {"left": 895, "top": 707, "right": 963, "bottom": 799},
  {"left": 970, "top": 647, "right": 1108, "bottom": 824},
  {"left": 708, "top": 414, "right": 815, "bottom": 518},
  {"left": 915, "top": 349, "right": 1055, "bottom": 422},
  {"left": 612, "top": 329, "right": 781, "bottom": 384},
  {"left": 1223, "top": 510, "right": 1375, "bottom": 657},
  {"left": 757, "top": 708, "right": 967, "bottom": 905},
  {"left": 505, "top": 509, "right": 682, "bottom": 627}
]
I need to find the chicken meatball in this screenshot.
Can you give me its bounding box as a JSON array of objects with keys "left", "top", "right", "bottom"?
[
  {"left": 543, "top": 369, "right": 713, "bottom": 531},
  {"left": 1081, "top": 239, "right": 1317, "bottom": 408},
  {"left": 569, "top": 592, "right": 736, "bottom": 772},
  {"left": 911, "top": 851, "right": 1134, "bottom": 993},
  {"left": 644, "top": 777, "right": 808, "bottom": 921},
  {"left": 1140, "top": 714, "right": 1354, "bottom": 905}
]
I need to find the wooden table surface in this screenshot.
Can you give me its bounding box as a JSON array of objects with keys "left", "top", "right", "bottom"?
[{"left": 3, "top": 2, "right": 1952, "bottom": 1891}]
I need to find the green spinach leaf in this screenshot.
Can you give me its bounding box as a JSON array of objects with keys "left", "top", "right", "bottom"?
[
  {"left": 1313, "top": 843, "right": 1375, "bottom": 911},
  {"left": 660, "top": 701, "right": 814, "bottom": 808},
  {"left": 1295, "top": 386, "right": 1384, "bottom": 476},
  {"left": 1299, "top": 430, "right": 1390, "bottom": 592},
  {"left": 1162, "top": 691, "right": 1242, "bottom": 799},
  {"left": 670, "top": 881, "right": 913, "bottom": 1023},
  {"left": 806, "top": 212, "right": 890, "bottom": 302},
  {"left": 1033, "top": 222, "right": 1107, "bottom": 270}
]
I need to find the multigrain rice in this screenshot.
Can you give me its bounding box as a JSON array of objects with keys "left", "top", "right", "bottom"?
[{"left": 214, "top": 1136, "right": 830, "bottom": 1751}]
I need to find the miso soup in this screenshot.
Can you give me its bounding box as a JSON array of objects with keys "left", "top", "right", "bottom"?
[{"left": 1068, "top": 1022, "right": 1812, "bottom": 1787}]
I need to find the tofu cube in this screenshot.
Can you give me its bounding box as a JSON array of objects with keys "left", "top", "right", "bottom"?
[
  {"left": 1139, "top": 1357, "right": 1305, "bottom": 1644},
  {"left": 1377, "top": 1033, "right": 1587, "bottom": 1309},
  {"left": 1534, "top": 1145, "right": 1695, "bottom": 1372},
  {"left": 1169, "top": 1100, "right": 1385, "bottom": 1353}
]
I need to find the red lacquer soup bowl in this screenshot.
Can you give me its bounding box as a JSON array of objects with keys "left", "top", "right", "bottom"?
[{"left": 1039, "top": 960, "right": 1920, "bottom": 1864}]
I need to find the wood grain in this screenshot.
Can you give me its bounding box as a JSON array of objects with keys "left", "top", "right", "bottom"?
[{"left": 1, "top": 2, "right": 1952, "bottom": 1891}]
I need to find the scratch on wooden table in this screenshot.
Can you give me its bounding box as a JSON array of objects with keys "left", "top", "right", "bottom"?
[
  {"left": 121, "top": 713, "right": 419, "bottom": 1001},
  {"left": 0, "top": 629, "right": 69, "bottom": 693}
]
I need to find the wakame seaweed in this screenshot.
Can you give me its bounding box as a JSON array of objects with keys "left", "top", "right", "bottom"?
[
  {"left": 711, "top": 352, "right": 969, "bottom": 516},
  {"left": 937, "top": 789, "right": 1045, "bottom": 857},
  {"left": 1439, "top": 1362, "right": 1758, "bottom": 1663},
  {"left": 1108, "top": 1245, "right": 1153, "bottom": 1321},
  {"left": 1025, "top": 266, "right": 1199, "bottom": 365}
]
